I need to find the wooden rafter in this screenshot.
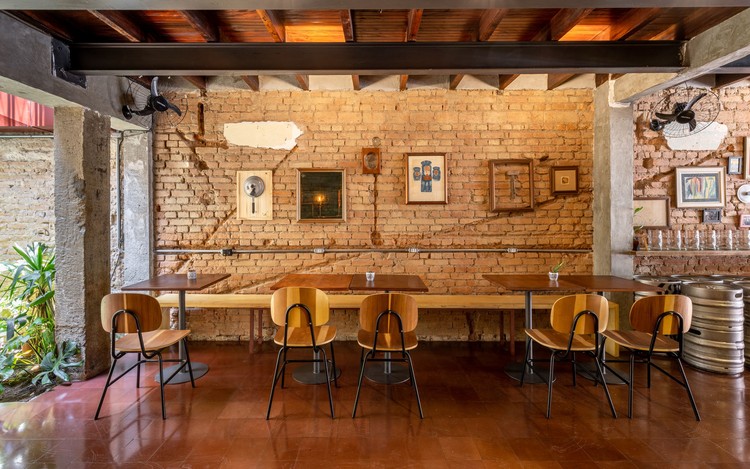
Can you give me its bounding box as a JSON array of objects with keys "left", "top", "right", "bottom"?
[
  {"left": 449, "top": 74, "right": 464, "bottom": 90},
  {"left": 241, "top": 75, "right": 260, "bottom": 91},
  {"left": 256, "top": 9, "right": 285, "bottom": 42},
  {"left": 13, "top": 11, "right": 75, "bottom": 41},
  {"left": 340, "top": 10, "right": 359, "bottom": 90},
  {"left": 88, "top": 10, "right": 149, "bottom": 42},
  {"left": 478, "top": 9, "right": 509, "bottom": 41},
  {"left": 178, "top": 10, "right": 219, "bottom": 42},
  {"left": 406, "top": 9, "right": 423, "bottom": 42},
  {"left": 498, "top": 74, "right": 518, "bottom": 90},
  {"left": 295, "top": 74, "right": 309, "bottom": 91},
  {"left": 352, "top": 75, "right": 361, "bottom": 91},
  {"left": 183, "top": 76, "right": 207, "bottom": 91},
  {"left": 399, "top": 75, "right": 408, "bottom": 91}
]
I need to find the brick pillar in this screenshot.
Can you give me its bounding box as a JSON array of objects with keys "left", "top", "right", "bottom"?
[{"left": 54, "top": 107, "right": 111, "bottom": 380}]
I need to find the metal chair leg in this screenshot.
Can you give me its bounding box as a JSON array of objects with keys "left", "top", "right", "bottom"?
[
  {"left": 628, "top": 352, "right": 634, "bottom": 419},
  {"left": 183, "top": 338, "right": 196, "bottom": 387},
  {"left": 676, "top": 357, "right": 701, "bottom": 421},
  {"left": 405, "top": 351, "right": 424, "bottom": 419},
  {"left": 571, "top": 351, "right": 577, "bottom": 387},
  {"left": 546, "top": 353, "right": 556, "bottom": 419},
  {"left": 593, "top": 356, "right": 617, "bottom": 419},
  {"left": 136, "top": 353, "right": 141, "bottom": 389},
  {"left": 94, "top": 358, "right": 118, "bottom": 420},
  {"left": 158, "top": 353, "right": 167, "bottom": 420},
  {"left": 319, "top": 347, "right": 335, "bottom": 419},
  {"left": 266, "top": 347, "right": 285, "bottom": 420},
  {"left": 352, "top": 349, "right": 371, "bottom": 418},
  {"left": 329, "top": 341, "right": 339, "bottom": 388},
  {"left": 520, "top": 337, "right": 531, "bottom": 387},
  {"left": 280, "top": 347, "right": 289, "bottom": 389}
]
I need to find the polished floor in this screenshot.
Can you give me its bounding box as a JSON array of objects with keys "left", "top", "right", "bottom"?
[{"left": 0, "top": 341, "right": 748, "bottom": 468}]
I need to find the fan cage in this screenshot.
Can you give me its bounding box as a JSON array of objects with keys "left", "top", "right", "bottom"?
[{"left": 649, "top": 87, "right": 720, "bottom": 138}]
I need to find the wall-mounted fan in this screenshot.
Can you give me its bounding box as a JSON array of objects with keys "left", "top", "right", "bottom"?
[
  {"left": 648, "top": 87, "right": 720, "bottom": 138},
  {"left": 121, "top": 77, "right": 187, "bottom": 129}
]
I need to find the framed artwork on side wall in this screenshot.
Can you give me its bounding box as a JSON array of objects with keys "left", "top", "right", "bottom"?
[
  {"left": 489, "top": 159, "right": 534, "bottom": 212},
  {"left": 406, "top": 153, "right": 447, "bottom": 204},
  {"left": 675, "top": 167, "right": 726, "bottom": 208},
  {"left": 297, "top": 169, "right": 346, "bottom": 222},
  {"left": 550, "top": 166, "right": 579, "bottom": 195},
  {"left": 745, "top": 137, "right": 750, "bottom": 179},
  {"left": 633, "top": 197, "right": 670, "bottom": 229}
]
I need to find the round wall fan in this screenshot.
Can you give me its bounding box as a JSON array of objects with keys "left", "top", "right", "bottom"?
[
  {"left": 121, "top": 77, "right": 187, "bottom": 130},
  {"left": 648, "top": 87, "right": 720, "bottom": 138}
]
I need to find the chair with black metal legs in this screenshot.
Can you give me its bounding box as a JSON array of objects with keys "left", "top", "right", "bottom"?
[
  {"left": 95, "top": 293, "right": 195, "bottom": 420},
  {"left": 602, "top": 294, "right": 700, "bottom": 420},
  {"left": 521, "top": 294, "right": 616, "bottom": 419},
  {"left": 352, "top": 293, "right": 423, "bottom": 418},
  {"left": 266, "top": 287, "right": 337, "bottom": 419}
]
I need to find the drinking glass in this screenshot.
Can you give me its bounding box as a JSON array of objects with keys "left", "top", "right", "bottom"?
[{"left": 365, "top": 271, "right": 375, "bottom": 282}]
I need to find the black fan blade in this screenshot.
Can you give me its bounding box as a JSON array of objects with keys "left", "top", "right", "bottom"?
[
  {"left": 684, "top": 92, "right": 706, "bottom": 111},
  {"left": 655, "top": 112, "right": 678, "bottom": 122},
  {"left": 688, "top": 119, "right": 697, "bottom": 132},
  {"left": 152, "top": 95, "right": 169, "bottom": 112},
  {"left": 676, "top": 109, "right": 695, "bottom": 124},
  {"left": 131, "top": 103, "right": 157, "bottom": 117},
  {"left": 167, "top": 101, "right": 182, "bottom": 116},
  {"left": 150, "top": 76, "right": 160, "bottom": 97}
]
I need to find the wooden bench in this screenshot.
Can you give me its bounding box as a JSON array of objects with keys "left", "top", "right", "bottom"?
[{"left": 156, "top": 293, "right": 619, "bottom": 356}]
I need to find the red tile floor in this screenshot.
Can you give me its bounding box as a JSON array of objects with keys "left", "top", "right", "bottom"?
[{"left": 0, "top": 341, "right": 748, "bottom": 468}]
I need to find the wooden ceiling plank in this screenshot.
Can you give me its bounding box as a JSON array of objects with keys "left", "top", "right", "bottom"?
[
  {"left": 340, "top": 9, "right": 355, "bottom": 42},
  {"left": 714, "top": 73, "right": 750, "bottom": 89},
  {"left": 400, "top": 74, "right": 408, "bottom": 91},
  {"left": 595, "top": 74, "right": 610, "bottom": 87},
  {"left": 13, "top": 11, "right": 76, "bottom": 42},
  {"left": 549, "top": 8, "right": 594, "bottom": 41},
  {"left": 88, "top": 10, "right": 148, "bottom": 42},
  {"left": 406, "top": 9, "right": 423, "bottom": 42},
  {"left": 184, "top": 76, "right": 207, "bottom": 91},
  {"left": 450, "top": 74, "right": 464, "bottom": 90},
  {"left": 498, "top": 74, "right": 519, "bottom": 90},
  {"left": 609, "top": 8, "right": 662, "bottom": 40},
  {"left": 178, "top": 10, "right": 220, "bottom": 42},
  {"left": 352, "top": 75, "right": 361, "bottom": 91},
  {"left": 241, "top": 75, "right": 260, "bottom": 91},
  {"left": 547, "top": 73, "right": 577, "bottom": 89},
  {"left": 295, "top": 74, "right": 309, "bottom": 90},
  {"left": 256, "top": 9, "right": 285, "bottom": 42},
  {"left": 477, "top": 9, "right": 509, "bottom": 41}
]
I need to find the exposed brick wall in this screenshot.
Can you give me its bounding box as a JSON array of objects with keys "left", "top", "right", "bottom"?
[
  {"left": 633, "top": 87, "right": 750, "bottom": 276},
  {"left": 0, "top": 137, "right": 55, "bottom": 260},
  {"left": 153, "top": 89, "right": 595, "bottom": 340}
]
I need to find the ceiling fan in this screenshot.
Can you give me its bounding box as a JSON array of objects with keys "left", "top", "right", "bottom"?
[
  {"left": 121, "top": 77, "right": 186, "bottom": 128},
  {"left": 648, "top": 86, "right": 720, "bottom": 138}
]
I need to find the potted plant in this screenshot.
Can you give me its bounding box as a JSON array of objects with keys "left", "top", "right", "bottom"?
[{"left": 548, "top": 259, "right": 566, "bottom": 281}]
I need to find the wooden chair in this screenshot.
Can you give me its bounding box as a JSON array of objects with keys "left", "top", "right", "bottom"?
[
  {"left": 521, "top": 294, "right": 616, "bottom": 419},
  {"left": 95, "top": 293, "right": 195, "bottom": 420},
  {"left": 352, "top": 293, "right": 423, "bottom": 418},
  {"left": 266, "top": 287, "right": 337, "bottom": 419},
  {"left": 602, "top": 295, "right": 700, "bottom": 420}
]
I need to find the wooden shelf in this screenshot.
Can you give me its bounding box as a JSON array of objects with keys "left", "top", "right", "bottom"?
[{"left": 631, "top": 250, "right": 750, "bottom": 257}]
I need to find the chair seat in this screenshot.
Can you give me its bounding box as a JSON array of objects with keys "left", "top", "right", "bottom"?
[
  {"left": 525, "top": 328, "right": 596, "bottom": 352},
  {"left": 357, "top": 329, "right": 418, "bottom": 351},
  {"left": 115, "top": 329, "right": 191, "bottom": 353},
  {"left": 273, "top": 325, "right": 337, "bottom": 347},
  {"left": 603, "top": 330, "right": 679, "bottom": 353}
]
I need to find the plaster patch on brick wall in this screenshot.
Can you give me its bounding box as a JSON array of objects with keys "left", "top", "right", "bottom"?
[
  {"left": 224, "top": 121, "right": 302, "bottom": 150},
  {"left": 666, "top": 122, "right": 728, "bottom": 151}
]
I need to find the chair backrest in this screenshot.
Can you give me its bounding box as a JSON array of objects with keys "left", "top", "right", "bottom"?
[
  {"left": 359, "top": 293, "right": 418, "bottom": 334},
  {"left": 270, "top": 287, "right": 330, "bottom": 327},
  {"left": 550, "top": 294, "right": 609, "bottom": 334},
  {"left": 101, "top": 293, "right": 163, "bottom": 334},
  {"left": 630, "top": 294, "right": 692, "bottom": 334}
]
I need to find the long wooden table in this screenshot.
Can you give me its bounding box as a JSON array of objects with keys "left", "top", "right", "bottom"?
[
  {"left": 483, "top": 274, "right": 663, "bottom": 383},
  {"left": 122, "top": 273, "right": 230, "bottom": 383}
]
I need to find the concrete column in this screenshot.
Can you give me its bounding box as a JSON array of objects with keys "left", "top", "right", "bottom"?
[
  {"left": 54, "top": 107, "right": 111, "bottom": 380},
  {"left": 122, "top": 131, "right": 153, "bottom": 286},
  {"left": 593, "top": 83, "right": 635, "bottom": 316}
]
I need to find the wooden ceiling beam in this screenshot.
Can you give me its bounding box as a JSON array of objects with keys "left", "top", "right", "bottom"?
[
  {"left": 498, "top": 74, "right": 518, "bottom": 90},
  {"left": 406, "top": 9, "right": 423, "bottom": 42},
  {"left": 256, "top": 9, "right": 285, "bottom": 42},
  {"left": 88, "top": 10, "right": 150, "bottom": 42},
  {"left": 295, "top": 74, "right": 309, "bottom": 90},
  {"left": 714, "top": 73, "right": 750, "bottom": 89},
  {"left": 547, "top": 73, "right": 576, "bottom": 89},
  {"left": 608, "top": 8, "right": 662, "bottom": 40},
  {"left": 399, "top": 75, "right": 408, "bottom": 91},
  {"left": 477, "top": 9, "right": 509, "bottom": 42},
  {"left": 352, "top": 75, "right": 361, "bottom": 91},
  {"left": 449, "top": 74, "right": 464, "bottom": 90},
  {"left": 595, "top": 74, "right": 610, "bottom": 87},
  {"left": 178, "top": 10, "right": 220, "bottom": 42},
  {"left": 12, "top": 11, "right": 76, "bottom": 42},
  {"left": 340, "top": 9, "right": 355, "bottom": 42},
  {"left": 241, "top": 75, "right": 260, "bottom": 91},
  {"left": 183, "top": 76, "right": 207, "bottom": 91}
]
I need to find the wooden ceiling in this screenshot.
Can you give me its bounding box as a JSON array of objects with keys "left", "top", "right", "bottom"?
[{"left": 4, "top": 6, "right": 749, "bottom": 91}]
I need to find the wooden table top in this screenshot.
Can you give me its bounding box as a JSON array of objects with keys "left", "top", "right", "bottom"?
[
  {"left": 121, "top": 273, "right": 230, "bottom": 292},
  {"left": 349, "top": 274, "right": 429, "bottom": 292},
  {"left": 483, "top": 274, "right": 585, "bottom": 292},
  {"left": 269, "top": 274, "right": 354, "bottom": 291},
  {"left": 565, "top": 275, "right": 665, "bottom": 293}
]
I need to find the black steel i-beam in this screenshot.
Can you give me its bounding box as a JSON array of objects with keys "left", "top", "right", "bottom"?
[{"left": 67, "top": 41, "right": 685, "bottom": 76}]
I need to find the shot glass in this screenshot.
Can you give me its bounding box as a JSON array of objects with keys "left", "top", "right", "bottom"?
[
  {"left": 365, "top": 271, "right": 375, "bottom": 282},
  {"left": 187, "top": 269, "right": 197, "bottom": 280}
]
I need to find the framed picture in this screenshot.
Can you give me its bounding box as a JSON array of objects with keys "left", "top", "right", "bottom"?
[
  {"left": 741, "top": 214, "right": 750, "bottom": 228},
  {"left": 489, "top": 159, "right": 534, "bottom": 212},
  {"left": 362, "top": 147, "right": 380, "bottom": 175},
  {"left": 634, "top": 196, "right": 671, "bottom": 229},
  {"left": 745, "top": 137, "right": 750, "bottom": 179},
  {"left": 675, "top": 167, "right": 726, "bottom": 208},
  {"left": 703, "top": 208, "right": 722, "bottom": 224},
  {"left": 727, "top": 156, "right": 742, "bottom": 175},
  {"left": 406, "top": 153, "right": 447, "bottom": 204},
  {"left": 550, "top": 166, "right": 579, "bottom": 195},
  {"left": 297, "top": 169, "right": 346, "bottom": 222}
]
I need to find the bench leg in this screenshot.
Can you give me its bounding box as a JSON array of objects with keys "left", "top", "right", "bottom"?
[
  {"left": 510, "top": 310, "right": 515, "bottom": 358},
  {"left": 256, "top": 309, "right": 264, "bottom": 348},
  {"left": 249, "top": 309, "right": 256, "bottom": 354}
]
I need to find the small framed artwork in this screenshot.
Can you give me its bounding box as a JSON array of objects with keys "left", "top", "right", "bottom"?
[
  {"left": 489, "top": 159, "right": 534, "bottom": 212},
  {"left": 703, "top": 208, "right": 722, "bottom": 224},
  {"left": 675, "top": 167, "right": 726, "bottom": 208},
  {"left": 297, "top": 169, "right": 346, "bottom": 222},
  {"left": 362, "top": 147, "right": 381, "bottom": 175},
  {"left": 633, "top": 196, "right": 671, "bottom": 229},
  {"left": 550, "top": 166, "right": 579, "bottom": 195},
  {"left": 745, "top": 137, "right": 750, "bottom": 179},
  {"left": 727, "top": 156, "right": 742, "bottom": 175},
  {"left": 406, "top": 153, "right": 447, "bottom": 204},
  {"left": 741, "top": 214, "right": 750, "bottom": 228}
]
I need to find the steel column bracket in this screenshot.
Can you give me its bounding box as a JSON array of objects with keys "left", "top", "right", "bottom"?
[{"left": 52, "top": 38, "right": 87, "bottom": 88}]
